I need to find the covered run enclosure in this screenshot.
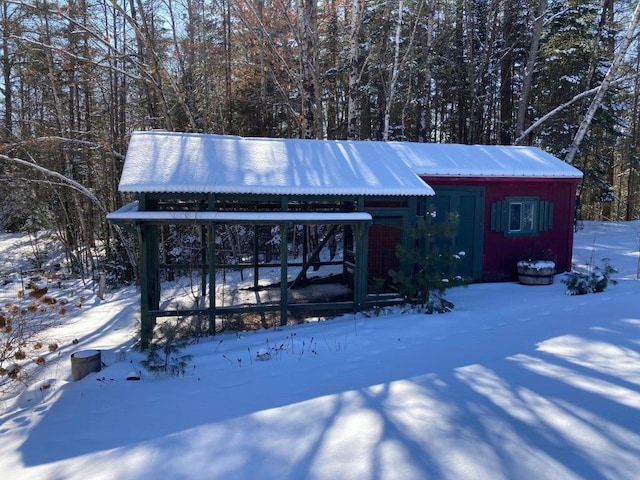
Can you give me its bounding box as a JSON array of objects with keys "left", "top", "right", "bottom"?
[{"left": 108, "top": 131, "right": 434, "bottom": 345}]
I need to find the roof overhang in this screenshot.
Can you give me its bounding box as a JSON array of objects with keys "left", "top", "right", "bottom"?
[
  {"left": 419, "top": 175, "right": 583, "bottom": 183},
  {"left": 107, "top": 202, "right": 373, "bottom": 224}
]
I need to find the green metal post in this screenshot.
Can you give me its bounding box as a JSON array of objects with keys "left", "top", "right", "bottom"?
[
  {"left": 208, "top": 194, "right": 216, "bottom": 335},
  {"left": 208, "top": 221, "right": 216, "bottom": 335},
  {"left": 280, "top": 196, "right": 289, "bottom": 326},
  {"left": 200, "top": 224, "right": 207, "bottom": 307},
  {"left": 139, "top": 223, "right": 160, "bottom": 348},
  {"left": 254, "top": 225, "right": 259, "bottom": 291},
  {"left": 280, "top": 221, "right": 289, "bottom": 326},
  {"left": 353, "top": 221, "right": 370, "bottom": 310}
]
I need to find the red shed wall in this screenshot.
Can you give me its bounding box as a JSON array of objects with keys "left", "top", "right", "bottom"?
[
  {"left": 422, "top": 176, "right": 580, "bottom": 282},
  {"left": 368, "top": 223, "right": 401, "bottom": 280}
]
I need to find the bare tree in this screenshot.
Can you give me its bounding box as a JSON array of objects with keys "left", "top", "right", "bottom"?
[
  {"left": 417, "top": 0, "right": 436, "bottom": 142},
  {"left": 299, "top": 0, "right": 323, "bottom": 138},
  {"left": 347, "top": 0, "right": 366, "bottom": 140},
  {"left": 515, "top": 0, "right": 547, "bottom": 140},
  {"left": 382, "top": 0, "right": 422, "bottom": 141},
  {"left": 0, "top": 151, "right": 136, "bottom": 271}
]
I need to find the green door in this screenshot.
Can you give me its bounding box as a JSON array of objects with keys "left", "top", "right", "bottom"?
[{"left": 430, "top": 186, "right": 485, "bottom": 281}]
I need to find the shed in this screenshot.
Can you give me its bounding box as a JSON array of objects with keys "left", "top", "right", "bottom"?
[
  {"left": 108, "top": 132, "right": 582, "bottom": 345},
  {"left": 392, "top": 144, "right": 583, "bottom": 282}
]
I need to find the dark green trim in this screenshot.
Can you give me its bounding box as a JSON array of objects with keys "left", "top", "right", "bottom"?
[
  {"left": 490, "top": 197, "right": 553, "bottom": 237},
  {"left": 139, "top": 223, "right": 160, "bottom": 348},
  {"left": 208, "top": 221, "right": 216, "bottom": 336},
  {"left": 110, "top": 190, "right": 423, "bottom": 345},
  {"left": 432, "top": 186, "right": 485, "bottom": 282},
  {"left": 280, "top": 221, "right": 289, "bottom": 326}
]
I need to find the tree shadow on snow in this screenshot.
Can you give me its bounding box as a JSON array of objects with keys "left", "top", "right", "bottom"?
[{"left": 16, "top": 281, "right": 640, "bottom": 479}]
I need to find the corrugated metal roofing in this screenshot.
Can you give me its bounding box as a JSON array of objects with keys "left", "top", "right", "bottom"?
[
  {"left": 392, "top": 143, "right": 583, "bottom": 178},
  {"left": 118, "top": 131, "right": 435, "bottom": 196},
  {"left": 117, "top": 131, "right": 582, "bottom": 196}
]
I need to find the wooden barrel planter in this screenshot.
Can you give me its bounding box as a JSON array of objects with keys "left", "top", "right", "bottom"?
[
  {"left": 517, "top": 261, "right": 555, "bottom": 285},
  {"left": 70, "top": 350, "right": 101, "bottom": 381}
]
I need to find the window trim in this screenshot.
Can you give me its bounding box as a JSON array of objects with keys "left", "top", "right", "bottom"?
[
  {"left": 507, "top": 198, "right": 538, "bottom": 236},
  {"left": 490, "top": 197, "right": 553, "bottom": 237}
]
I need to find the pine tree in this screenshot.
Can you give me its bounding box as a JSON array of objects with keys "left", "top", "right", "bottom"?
[
  {"left": 389, "top": 211, "right": 465, "bottom": 313},
  {"left": 142, "top": 322, "right": 193, "bottom": 377}
]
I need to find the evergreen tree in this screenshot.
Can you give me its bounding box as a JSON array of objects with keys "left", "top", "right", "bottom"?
[
  {"left": 142, "top": 322, "right": 193, "bottom": 376},
  {"left": 389, "top": 211, "right": 465, "bottom": 313}
]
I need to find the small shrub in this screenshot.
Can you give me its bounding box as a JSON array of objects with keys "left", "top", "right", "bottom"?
[
  {"left": 0, "top": 293, "right": 61, "bottom": 393},
  {"left": 7, "top": 363, "right": 21, "bottom": 380},
  {"left": 141, "top": 322, "right": 193, "bottom": 377},
  {"left": 28, "top": 286, "right": 48, "bottom": 299},
  {"left": 563, "top": 258, "right": 618, "bottom": 295}
]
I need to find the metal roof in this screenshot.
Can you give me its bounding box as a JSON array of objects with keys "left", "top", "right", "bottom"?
[
  {"left": 117, "top": 131, "right": 582, "bottom": 196},
  {"left": 392, "top": 143, "right": 583, "bottom": 178},
  {"left": 118, "top": 131, "right": 435, "bottom": 197},
  {"left": 107, "top": 202, "right": 373, "bottom": 223}
]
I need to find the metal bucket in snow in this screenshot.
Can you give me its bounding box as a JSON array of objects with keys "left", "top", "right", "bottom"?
[{"left": 70, "top": 350, "right": 101, "bottom": 381}]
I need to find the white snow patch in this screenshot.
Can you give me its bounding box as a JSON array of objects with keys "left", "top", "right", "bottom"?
[{"left": 0, "top": 221, "right": 639, "bottom": 480}]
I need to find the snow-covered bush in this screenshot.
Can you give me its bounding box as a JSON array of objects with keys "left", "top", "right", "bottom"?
[{"left": 563, "top": 258, "right": 617, "bottom": 295}]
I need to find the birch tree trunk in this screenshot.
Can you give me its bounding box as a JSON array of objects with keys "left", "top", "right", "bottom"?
[
  {"left": 514, "top": 75, "right": 635, "bottom": 146},
  {"left": 565, "top": 0, "right": 640, "bottom": 165}
]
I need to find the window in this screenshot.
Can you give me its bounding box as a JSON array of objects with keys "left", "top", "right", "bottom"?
[
  {"left": 509, "top": 200, "right": 536, "bottom": 233},
  {"left": 491, "top": 198, "right": 553, "bottom": 237}
]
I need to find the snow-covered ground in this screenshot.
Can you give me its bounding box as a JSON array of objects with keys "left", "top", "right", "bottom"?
[{"left": 1, "top": 221, "right": 639, "bottom": 479}]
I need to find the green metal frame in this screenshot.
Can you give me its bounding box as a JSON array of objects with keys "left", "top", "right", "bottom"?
[{"left": 110, "top": 192, "right": 423, "bottom": 347}]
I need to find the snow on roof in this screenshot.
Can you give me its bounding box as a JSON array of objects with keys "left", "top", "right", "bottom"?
[
  {"left": 391, "top": 143, "right": 583, "bottom": 178},
  {"left": 118, "top": 131, "right": 435, "bottom": 196},
  {"left": 107, "top": 202, "right": 373, "bottom": 223},
  {"left": 118, "top": 132, "right": 582, "bottom": 196}
]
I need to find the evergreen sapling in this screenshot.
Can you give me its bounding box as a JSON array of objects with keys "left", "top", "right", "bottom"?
[
  {"left": 389, "top": 211, "right": 466, "bottom": 313},
  {"left": 142, "top": 322, "right": 193, "bottom": 376}
]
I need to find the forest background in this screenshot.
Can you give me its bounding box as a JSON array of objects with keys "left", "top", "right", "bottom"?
[{"left": 1, "top": 0, "right": 640, "bottom": 279}]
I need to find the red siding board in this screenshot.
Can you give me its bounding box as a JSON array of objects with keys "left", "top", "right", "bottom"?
[
  {"left": 422, "top": 176, "right": 579, "bottom": 282},
  {"left": 368, "top": 224, "right": 401, "bottom": 280}
]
